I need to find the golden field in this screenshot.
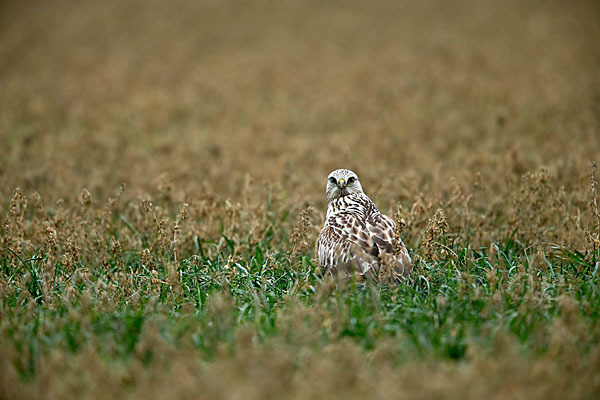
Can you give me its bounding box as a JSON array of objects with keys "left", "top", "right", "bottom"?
[{"left": 1, "top": 0, "right": 599, "bottom": 399}]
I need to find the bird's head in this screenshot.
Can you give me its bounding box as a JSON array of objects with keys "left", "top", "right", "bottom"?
[{"left": 326, "top": 169, "right": 363, "bottom": 203}]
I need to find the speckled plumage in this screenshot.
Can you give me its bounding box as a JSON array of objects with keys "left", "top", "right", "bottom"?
[{"left": 317, "top": 169, "right": 411, "bottom": 282}]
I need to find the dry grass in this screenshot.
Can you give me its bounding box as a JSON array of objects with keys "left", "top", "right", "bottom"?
[{"left": 1, "top": 0, "right": 600, "bottom": 398}]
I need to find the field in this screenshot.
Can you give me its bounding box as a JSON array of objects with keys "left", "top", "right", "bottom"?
[{"left": 1, "top": 0, "right": 600, "bottom": 398}]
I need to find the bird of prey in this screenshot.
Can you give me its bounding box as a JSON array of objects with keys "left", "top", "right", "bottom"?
[{"left": 317, "top": 169, "right": 411, "bottom": 282}]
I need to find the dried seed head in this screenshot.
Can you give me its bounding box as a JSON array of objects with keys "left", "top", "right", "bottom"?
[
  {"left": 79, "top": 188, "right": 92, "bottom": 208},
  {"left": 419, "top": 208, "right": 450, "bottom": 262},
  {"left": 290, "top": 206, "right": 314, "bottom": 256},
  {"left": 141, "top": 198, "right": 153, "bottom": 213}
]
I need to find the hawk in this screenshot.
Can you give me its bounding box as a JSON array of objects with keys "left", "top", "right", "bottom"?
[{"left": 317, "top": 169, "right": 411, "bottom": 282}]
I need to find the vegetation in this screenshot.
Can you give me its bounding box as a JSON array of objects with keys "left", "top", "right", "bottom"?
[{"left": 1, "top": 0, "right": 599, "bottom": 398}]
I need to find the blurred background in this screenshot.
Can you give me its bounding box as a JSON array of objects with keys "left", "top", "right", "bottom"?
[{"left": 1, "top": 0, "right": 598, "bottom": 211}]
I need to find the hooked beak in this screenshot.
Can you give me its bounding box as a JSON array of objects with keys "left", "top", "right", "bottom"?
[{"left": 337, "top": 178, "right": 346, "bottom": 189}]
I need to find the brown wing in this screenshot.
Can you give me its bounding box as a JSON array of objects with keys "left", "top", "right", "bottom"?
[{"left": 366, "top": 213, "right": 412, "bottom": 281}]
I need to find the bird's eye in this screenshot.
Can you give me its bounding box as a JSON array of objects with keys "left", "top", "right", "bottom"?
[
  {"left": 347, "top": 177, "right": 356, "bottom": 184},
  {"left": 329, "top": 177, "right": 337, "bottom": 185}
]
